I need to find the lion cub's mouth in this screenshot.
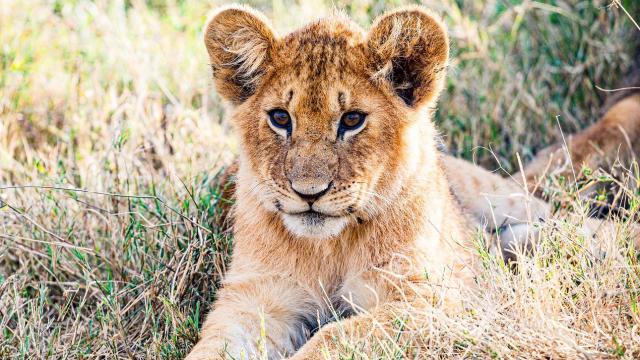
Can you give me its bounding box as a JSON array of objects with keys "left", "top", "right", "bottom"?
[
  {"left": 296, "top": 210, "right": 327, "bottom": 226},
  {"left": 288, "top": 210, "right": 340, "bottom": 222},
  {"left": 281, "top": 209, "right": 349, "bottom": 239}
]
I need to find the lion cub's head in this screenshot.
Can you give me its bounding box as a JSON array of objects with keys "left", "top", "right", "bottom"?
[{"left": 205, "top": 5, "right": 449, "bottom": 239}]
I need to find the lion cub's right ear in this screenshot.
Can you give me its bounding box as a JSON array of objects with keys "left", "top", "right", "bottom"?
[
  {"left": 204, "top": 5, "right": 276, "bottom": 105},
  {"left": 367, "top": 7, "right": 449, "bottom": 108}
]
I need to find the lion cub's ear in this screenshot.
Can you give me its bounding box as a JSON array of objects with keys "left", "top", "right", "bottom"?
[
  {"left": 367, "top": 7, "right": 449, "bottom": 108},
  {"left": 204, "top": 5, "right": 276, "bottom": 105}
]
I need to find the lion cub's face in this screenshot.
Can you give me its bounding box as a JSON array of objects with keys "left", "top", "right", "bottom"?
[{"left": 205, "top": 6, "right": 449, "bottom": 239}]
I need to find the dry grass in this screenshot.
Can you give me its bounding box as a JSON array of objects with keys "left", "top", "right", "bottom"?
[{"left": 1, "top": 0, "right": 639, "bottom": 358}]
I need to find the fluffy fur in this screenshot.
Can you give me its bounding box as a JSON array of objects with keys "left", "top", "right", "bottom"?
[
  {"left": 187, "top": 5, "right": 640, "bottom": 359},
  {"left": 516, "top": 94, "right": 640, "bottom": 194},
  {"left": 189, "top": 6, "right": 474, "bottom": 359}
]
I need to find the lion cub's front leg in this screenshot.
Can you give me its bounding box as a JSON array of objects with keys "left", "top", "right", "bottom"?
[
  {"left": 288, "top": 300, "right": 431, "bottom": 360},
  {"left": 186, "top": 274, "right": 314, "bottom": 360},
  {"left": 288, "top": 315, "right": 370, "bottom": 360}
]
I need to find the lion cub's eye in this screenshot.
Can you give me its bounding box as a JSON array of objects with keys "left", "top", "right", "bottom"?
[
  {"left": 268, "top": 109, "right": 292, "bottom": 133},
  {"left": 338, "top": 111, "right": 367, "bottom": 138}
]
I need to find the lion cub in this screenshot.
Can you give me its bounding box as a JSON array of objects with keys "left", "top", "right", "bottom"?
[
  {"left": 185, "top": 3, "right": 640, "bottom": 359},
  {"left": 186, "top": 5, "right": 477, "bottom": 359}
]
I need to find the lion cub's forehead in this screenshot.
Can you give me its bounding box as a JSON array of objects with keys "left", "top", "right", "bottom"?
[
  {"left": 275, "top": 18, "right": 366, "bottom": 77},
  {"left": 264, "top": 17, "right": 369, "bottom": 115}
]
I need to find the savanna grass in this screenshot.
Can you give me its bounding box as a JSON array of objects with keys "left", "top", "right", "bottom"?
[{"left": 1, "top": 0, "right": 639, "bottom": 358}]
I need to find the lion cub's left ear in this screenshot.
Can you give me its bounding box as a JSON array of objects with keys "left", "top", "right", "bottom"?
[
  {"left": 367, "top": 7, "right": 449, "bottom": 108},
  {"left": 204, "top": 5, "right": 276, "bottom": 105}
]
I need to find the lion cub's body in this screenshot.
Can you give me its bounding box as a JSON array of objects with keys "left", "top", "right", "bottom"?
[
  {"left": 217, "top": 153, "right": 474, "bottom": 355},
  {"left": 187, "top": 5, "right": 640, "bottom": 360},
  {"left": 186, "top": 6, "right": 479, "bottom": 359}
]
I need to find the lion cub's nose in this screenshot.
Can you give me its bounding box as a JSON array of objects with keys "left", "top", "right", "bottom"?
[{"left": 291, "top": 181, "right": 332, "bottom": 203}]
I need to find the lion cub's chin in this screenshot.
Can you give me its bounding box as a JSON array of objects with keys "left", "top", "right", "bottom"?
[{"left": 281, "top": 212, "right": 349, "bottom": 240}]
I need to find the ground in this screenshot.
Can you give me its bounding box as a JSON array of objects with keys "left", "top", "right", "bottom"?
[{"left": 1, "top": 0, "right": 639, "bottom": 358}]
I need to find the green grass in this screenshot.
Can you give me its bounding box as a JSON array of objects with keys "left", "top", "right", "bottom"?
[{"left": 1, "top": 0, "right": 639, "bottom": 358}]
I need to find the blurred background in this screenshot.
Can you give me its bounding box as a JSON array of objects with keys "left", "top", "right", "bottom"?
[{"left": 1, "top": 0, "right": 639, "bottom": 358}]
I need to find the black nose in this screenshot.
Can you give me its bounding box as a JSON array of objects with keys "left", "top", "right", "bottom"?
[{"left": 292, "top": 182, "right": 332, "bottom": 203}]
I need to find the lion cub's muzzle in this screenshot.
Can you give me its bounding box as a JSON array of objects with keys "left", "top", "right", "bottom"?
[
  {"left": 277, "top": 142, "right": 352, "bottom": 238},
  {"left": 285, "top": 140, "right": 338, "bottom": 204}
]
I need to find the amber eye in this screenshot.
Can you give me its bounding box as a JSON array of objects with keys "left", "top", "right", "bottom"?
[
  {"left": 338, "top": 111, "right": 367, "bottom": 137},
  {"left": 268, "top": 109, "right": 292, "bottom": 130}
]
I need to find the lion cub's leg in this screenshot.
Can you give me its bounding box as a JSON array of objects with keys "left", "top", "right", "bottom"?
[
  {"left": 288, "top": 263, "right": 478, "bottom": 360},
  {"left": 443, "top": 155, "right": 550, "bottom": 232},
  {"left": 287, "top": 308, "right": 384, "bottom": 360},
  {"left": 186, "top": 274, "right": 315, "bottom": 360},
  {"left": 443, "top": 155, "right": 550, "bottom": 260},
  {"left": 442, "top": 155, "right": 640, "bottom": 260}
]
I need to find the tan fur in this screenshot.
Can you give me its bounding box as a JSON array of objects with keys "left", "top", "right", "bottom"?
[
  {"left": 188, "top": 5, "right": 477, "bottom": 359},
  {"left": 444, "top": 156, "right": 640, "bottom": 261},
  {"left": 516, "top": 94, "right": 640, "bottom": 194},
  {"left": 187, "top": 5, "right": 639, "bottom": 359}
]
